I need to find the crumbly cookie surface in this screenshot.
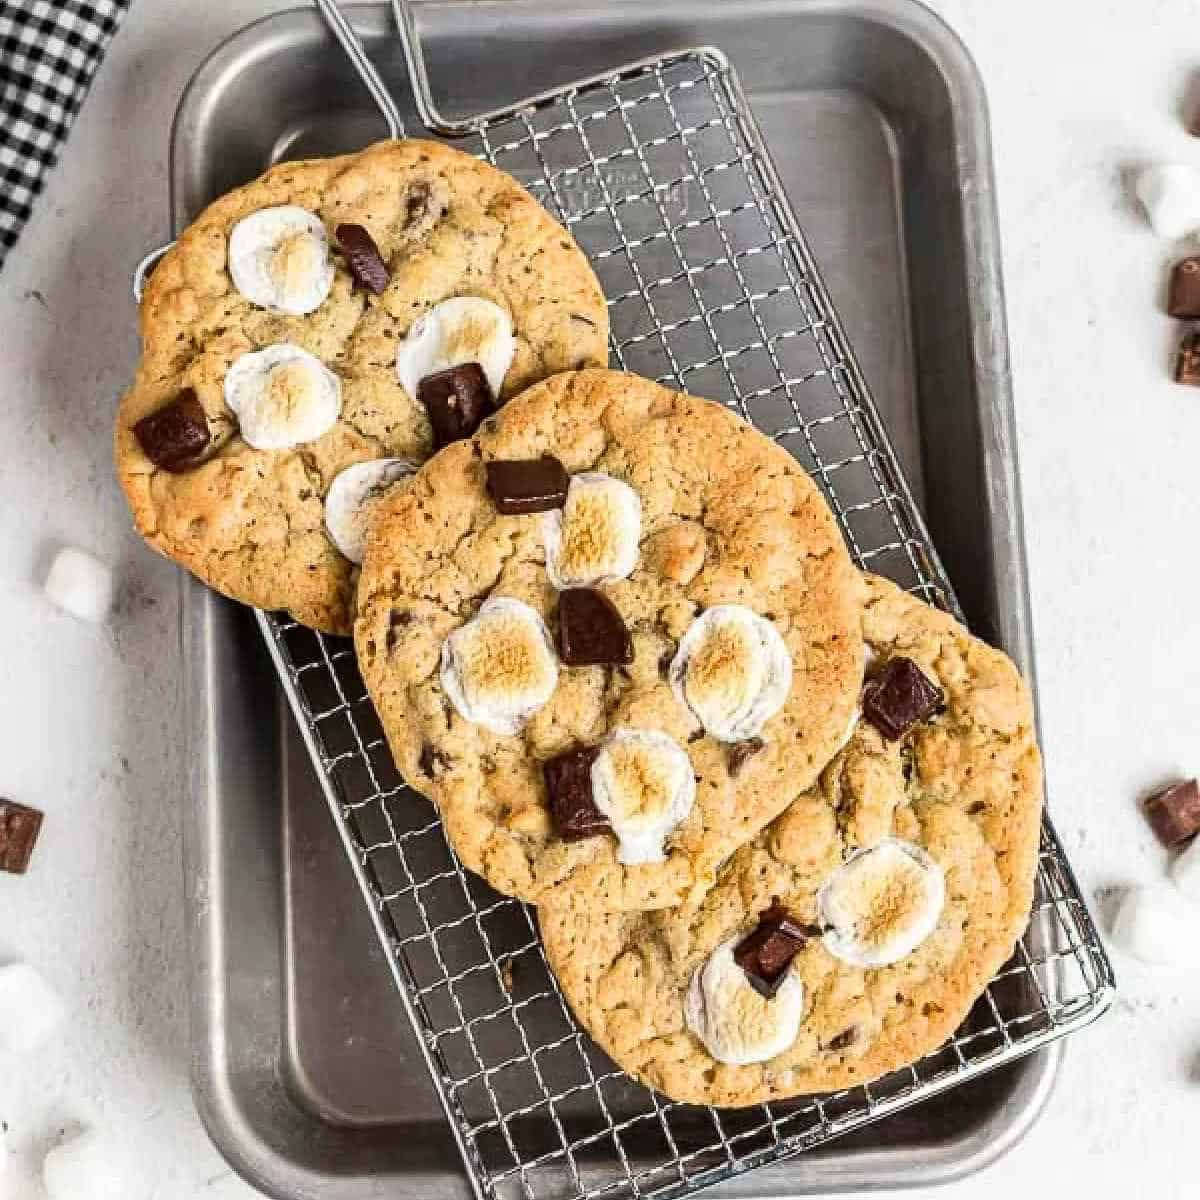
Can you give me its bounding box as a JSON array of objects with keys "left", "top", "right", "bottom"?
[
  {"left": 354, "top": 370, "right": 864, "bottom": 909},
  {"left": 116, "top": 138, "right": 608, "bottom": 633},
  {"left": 540, "top": 574, "right": 1044, "bottom": 1104}
]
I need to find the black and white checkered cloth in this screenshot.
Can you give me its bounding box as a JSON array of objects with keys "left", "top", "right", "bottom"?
[{"left": 0, "top": 0, "right": 131, "bottom": 269}]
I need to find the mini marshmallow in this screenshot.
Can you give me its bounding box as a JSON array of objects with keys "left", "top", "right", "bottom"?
[
  {"left": 1107, "top": 887, "right": 1200, "bottom": 967},
  {"left": 1134, "top": 164, "right": 1200, "bottom": 239},
  {"left": 0, "top": 962, "right": 66, "bottom": 1054},
  {"left": 1170, "top": 837, "right": 1200, "bottom": 904},
  {"left": 43, "top": 546, "right": 114, "bottom": 623},
  {"left": 43, "top": 1128, "right": 123, "bottom": 1200}
]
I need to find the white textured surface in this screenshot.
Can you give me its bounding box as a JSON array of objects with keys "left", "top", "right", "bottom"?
[
  {"left": 0, "top": 1, "right": 1197, "bottom": 1197},
  {"left": 0, "top": 964, "right": 66, "bottom": 1056}
]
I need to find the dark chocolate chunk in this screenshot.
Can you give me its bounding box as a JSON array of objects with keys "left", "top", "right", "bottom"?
[
  {"left": 335, "top": 223, "right": 390, "bottom": 295},
  {"left": 0, "top": 800, "right": 44, "bottom": 874},
  {"left": 418, "top": 363, "right": 495, "bottom": 449},
  {"left": 133, "top": 389, "right": 210, "bottom": 472},
  {"left": 557, "top": 589, "right": 634, "bottom": 667},
  {"left": 1176, "top": 327, "right": 1200, "bottom": 386},
  {"left": 732, "top": 899, "right": 812, "bottom": 999},
  {"left": 861, "top": 656, "right": 944, "bottom": 740},
  {"left": 544, "top": 746, "right": 609, "bottom": 841},
  {"left": 726, "top": 737, "right": 765, "bottom": 777},
  {"left": 1168, "top": 257, "right": 1200, "bottom": 318},
  {"left": 485, "top": 455, "right": 569, "bottom": 515},
  {"left": 1142, "top": 778, "right": 1200, "bottom": 847}
]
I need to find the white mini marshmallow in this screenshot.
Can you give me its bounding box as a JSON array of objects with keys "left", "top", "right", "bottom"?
[
  {"left": 684, "top": 935, "right": 805, "bottom": 1065},
  {"left": 228, "top": 205, "right": 334, "bottom": 315},
  {"left": 224, "top": 343, "right": 342, "bottom": 450},
  {"left": 396, "top": 296, "right": 515, "bottom": 400},
  {"left": 324, "top": 458, "right": 416, "bottom": 564},
  {"left": 43, "top": 1129, "right": 123, "bottom": 1200},
  {"left": 1108, "top": 887, "right": 1200, "bottom": 967},
  {"left": 590, "top": 728, "right": 696, "bottom": 864},
  {"left": 818, "top": 839, "right": 945, "bottom": 968},
  {"left": 1134, "top": 164, "right": 1200, "bottom": 239},
  {"left": 1171, "top": 837, "right": 1200, "bottom": 904},
  {"left": 0, "top": 962, "right": 66, "bottom": 1054},
  {"left": 543, "top": 472, "right": 642, "bottom": 589},
  {"left": 43, "top": 546, "right": 114, "bottom": 623},
  {"left": 669, "top": 605, "right": 792, "bottom": 742}
]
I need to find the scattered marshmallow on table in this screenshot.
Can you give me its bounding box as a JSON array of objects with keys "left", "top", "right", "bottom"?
[
  {"left": 1135, "top": 164, "right": 1200, "bottom": 238},
  {"left": 1171, "top": 837, "right": 1200, "bottom": 903},
  {"left": 43, "top": 546, "right": 114, "bottom": 623},
  {"left": 1107, "top": 887, "right": 1200, "bottom": 967},
  {"left": 0, "top": 962, "right": 66, "bottom": 1053},
  {"left": 42, "top": 1128, "right": 123, "bottom": 1200}
]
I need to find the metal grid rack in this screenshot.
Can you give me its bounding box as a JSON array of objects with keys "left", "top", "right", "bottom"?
[{"left": 256, "top": 42, "right": 1115, "bottom": 1200}]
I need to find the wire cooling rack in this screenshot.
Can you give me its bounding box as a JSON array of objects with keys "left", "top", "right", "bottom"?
[{"left": 252, "top": 34, "right": 1116, "bottom": 1200}]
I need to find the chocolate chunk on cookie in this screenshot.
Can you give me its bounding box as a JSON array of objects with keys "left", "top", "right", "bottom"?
[
  {"left": 544, "top": 746, "right": 609, "bottom": 841},
  {"left": 733, "top": 900, "right": 814, "bottom": 998},
  {"left": 485, "top": 456, "right": 568, "bottom": 515},
  {"left": 420, "top": 363, "right": 495, "bottom": 449},
  {"left": 336, "top": 223, "right": 390, "bottom": 295},
  {"left": 557, "top": 589, "right": 633, "bottom": 667},
  {"left": 133, "top": 390, "right": 210, "bottom": 472},
  {"left": 861, "top": 657, "right": 943, "bottom": 740}
]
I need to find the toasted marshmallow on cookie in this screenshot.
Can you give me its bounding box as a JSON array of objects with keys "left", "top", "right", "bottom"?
[
  {"left": 324, "top": 458, "right": 416, "bottom": 564},
  {"left": 396, "top": 297, "right": 515, "bottom": 400},
  {"left": 818, "top": 838, "right": 945, "bottom": 968},
  {"left": 685, "top": 936, "right": 805, "bottom": 1065},
  {"left": 228, "top": 206, "right": 335, "bottom": 316},
  {"left": 224, "top": 344, "right": 342, "bottom": 450},
  {"left": 669, "top": 605, "right": 792, "bottom": 742},
  {"left": 589, "top": 728, "right": 695, "bottom": 864},
  {"left": 544, "top": 473, "right": 641, "bottom": 589},
  {"left": 440, "top": 598, "right": 558, "bottom": 736}
]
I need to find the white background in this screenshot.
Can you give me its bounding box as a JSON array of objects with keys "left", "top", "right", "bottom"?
[{"left": 1, "top": 1, "right": 1198, "bottom": 1196}]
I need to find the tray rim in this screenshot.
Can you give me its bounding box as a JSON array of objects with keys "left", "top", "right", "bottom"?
[{"left": 175, "top": 2, "right": 1084, "bottom": 1196}]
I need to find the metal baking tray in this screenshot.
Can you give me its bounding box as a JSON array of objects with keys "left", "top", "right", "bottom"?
[{"left": 176, "top": 3, "right": 1113, "bottom": 1198}]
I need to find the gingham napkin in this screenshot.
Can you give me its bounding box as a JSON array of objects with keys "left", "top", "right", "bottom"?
[{"left": 0, "top": 0, "right": 131, "bottom": 269}]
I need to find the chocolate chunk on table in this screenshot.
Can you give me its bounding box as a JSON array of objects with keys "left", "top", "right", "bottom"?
[
  {"left": 419, "top": 363, "right": 496, "bottom": 449},
  {"left": 733, "top": 899, "right": 815, "bottom": 999},
  {"left": 1176, "top": 327, "right": 1200, "bottom": 386},
  {"left": 1168, "top": 257, "right": 1200, "bottom": 318},
  {"left": 0, "top": 800, "right": 44, "bottom": 874},
  {"left": 1143, "top": 778, "right": 1200, "bottom": 848},
  {"left": 336, "top": 223, "right": 390, "bottom": 295},
  {"left": 485, "top": 455, "right": 569, "bottom": 515},
  {"left": 861, "top": 656, "right": 944, "bottom": 740},
  {"left": 557, "top": 589, "right": 633, "bottom": 666},
  {"left": 133, "top": 389, "right": 210, "bottom": 472},
  {"left": 544, "top": 746, "right": 609, "bottom": 841}
]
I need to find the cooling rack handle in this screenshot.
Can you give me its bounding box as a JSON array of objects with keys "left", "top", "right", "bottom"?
[{"left": 312, "top": 0, "right": 405, "bottom": 138}]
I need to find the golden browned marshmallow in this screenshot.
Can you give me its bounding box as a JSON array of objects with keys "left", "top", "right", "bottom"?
[{"left": 544, "top": 472, "right": 641, "bottom": 588}]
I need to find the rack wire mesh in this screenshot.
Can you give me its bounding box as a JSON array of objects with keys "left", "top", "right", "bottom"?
[{"left": 255, "top": 44, "right": 1115, "bottom": 1200}]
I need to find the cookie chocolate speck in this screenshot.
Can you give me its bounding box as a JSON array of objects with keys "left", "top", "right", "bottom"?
[
  {"left": 419, "top": 363, "right": 495, "bottom": 449},
  {"left": 133, "top": 389, "right": 210, "bottom": 472},
  {"left": 557, "top": 589, "right": 633, "bottom": 667},
  {"left": 485, "top": 455, "right": 569, "bottom": 515},
  {"left": 544, "top": 746, "right": 609, "bottom": 841},
  {"left": 726, "top": 738, "right": 765, "bottom": 777},
  {"left": 861, "top": 656, "right": 943, "bottom": 740}
]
